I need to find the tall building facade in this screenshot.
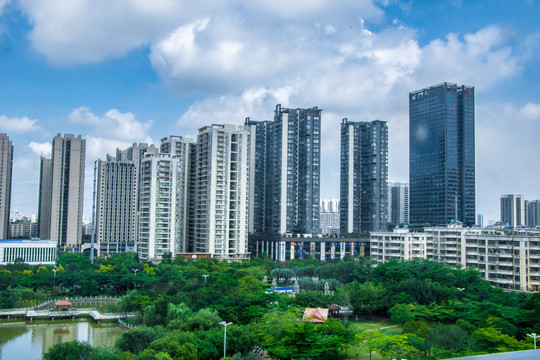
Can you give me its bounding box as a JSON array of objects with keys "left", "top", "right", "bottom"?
[
  {"left": 38, "top": 157, "right": 53, "bottom": 239},
  {"left": 500, "top": 194, "right": 526, "bottom": 226},
  {"left": 191, "top": 125, "right": 250, "bottom": 259},
  {"left": 340, "top": 119, "right": 388, "bottom": 234},
  {"left": 0, "top": 134, "right": 13, "bottom": 239},
  {"left": 409, "top": 83, "right": 475, "bottom": 226},
  {"left": 388, "top": 182, "right": 409, "bottom": 226},
  {"left": 38, "top": 134, "right": 86, "bottom": 246},
  {"left": 246, "top": 104, "right": 321, "bottom": 235},
  {"left": 526, "top": 200, "right": 540, "bottom": 228},
  {"left": 94, "top": 160, "right": 138, "bottom": 254},
  {"left": 93, "top": 143, "right": 159, "bottom": 255},
  {"left": 138, "top": 137, "right": 192, "bottom": 261}
]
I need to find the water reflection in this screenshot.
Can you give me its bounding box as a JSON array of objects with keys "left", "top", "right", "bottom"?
[{"left": 0, "top": 319, "right": 124, "bottom": 360}]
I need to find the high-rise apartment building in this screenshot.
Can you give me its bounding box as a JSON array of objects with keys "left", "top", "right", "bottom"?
[
  {"left": 93, "top": 143, "right": 158, "bottom": 255},
  {"left": 0, "top": 133, "right": 13, "bottom": 239},
  {"left": 526, "top": 200, "right": 540, "bottom": 228},
  {"left": 409, "top": 83, "right": 475, "bottom": 226},
  {"left": 38, "top": 134, "right": 85, "bottom": 246},
  {"left": 0, "top": 134, "right": 13, "bottom": 239},
  {"left": 388, "top": 182, "right": 409, "bottom": 226},
  {"left": 191, "top": 125, "right": 250, "bottom": 259},
  {"left": 138, "top": 137, "right": 192, "bottom": 261},
  {"left": 38, "top": 157, "right": 53, "bottom": 239},
  {"left": 340, "top": 119, "right": 388, "bottom": 234},
  {"left": 246, "top": 104, "right": 321, "bottom": 235},
  {"left": 500, "top": 194, "right": 526, "bottom": 226},
  {"left": 94, "top": 160, "right": 138, "bottom": 254}
]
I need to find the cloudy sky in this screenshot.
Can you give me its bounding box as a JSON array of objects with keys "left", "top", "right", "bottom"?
[{"left": 1, "top": 0, "right": 539, "bottom": 223}]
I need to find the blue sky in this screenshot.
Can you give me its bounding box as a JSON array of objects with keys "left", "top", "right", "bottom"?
[{"left": 1, "top": 0, "right": 539, "bottom": 223}]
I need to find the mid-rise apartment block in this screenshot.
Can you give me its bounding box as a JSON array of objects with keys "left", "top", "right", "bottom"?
[
  {"left": 9, "top": 218, "right": 38, "bottom": 238},
  {"left": 388, "top": 182, "right": 409, "bottom": 226},
  {"left": 500, "top": 194, "right": 526, "bottom": 226},
  {"left": 340, "top": 119, "right": 388, "bottom": 234},
  {"left": 0, "top": 134, "right": 13, "bottom": 239},
  {"left": 409, "top": 83, "right": 475, "bottom": 226},
  {"left": 371, "top": 225, "right": 540, "bottom": 291},
  {"left": 246, "top": 105, "right": 321, "bottom": 235},
  {"left": 38, "top": 134, "right": 85, "bottom": 246}
]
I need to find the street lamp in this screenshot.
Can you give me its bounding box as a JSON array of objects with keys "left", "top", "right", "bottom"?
[
  {"left": 527, "top": 333, "right": 538, "bottom": 350},
  {"left": 202, "top": 274, "right": 209, "bottom": 284},
  {"left": 219, "top": 321, "right": 233, "bottom": 358},
  {"left": 52, "top": 269, "right": 58, "bottom": 296},
  {"left": 131, "top": 269, "right": 139, "bottom": 290}
]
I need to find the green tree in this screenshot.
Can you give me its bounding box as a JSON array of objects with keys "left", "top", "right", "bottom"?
[
  {"left": 375, "top": 334, "right": 421, "bottom": 360},
  {"left": 388, "top": 303, "right": 416, "bottom": 326},
  {"left": 348, "top": 281, "right": 387, "bottom": 317},
  {"left": 355, "top": 330, "right": 383, "bottom": 360}
]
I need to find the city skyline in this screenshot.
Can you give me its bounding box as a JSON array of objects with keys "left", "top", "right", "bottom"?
[{"left": 1, "top": 2, "right": 540, "bottom": 223}]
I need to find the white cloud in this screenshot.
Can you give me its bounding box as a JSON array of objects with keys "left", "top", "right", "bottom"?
[
  {"left": 475, "top": 101, "right": 540, "bottom": 221},
  {"left": 28, "top": 141, "right": 51, "bottom": 156},
  {"left": 68, "top": 107, "right": 153, "bottom": 143},
  {"left": 17, "top": 0, "right": 382, "bottom": 66},
  {"left": 416, "top": 26, "right": 521, "bottom": 90},
  {"left": 0, "top": 0, "right": 10, "bottom": 14},
  {"left": 0, "top": 115, "right": 39, "bottom": 134},
  {"left": 518, "top": 102, "right": 540, "bottom": 121}
]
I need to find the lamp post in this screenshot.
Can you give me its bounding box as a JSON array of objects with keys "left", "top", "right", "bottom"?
[
  {"left": 132, "top": 269, "right": 139, "bottom": 290},
  {"left": 52, "top": 269, "right": 58, "bottom": 296},
  {"left": 219, "top": 321, "right": 233, "bottom": 358},
  {"left": 202, "top": 274, "right": 209, "bottom": 284},
  {"left": 527, "top": 333, "right": 538, "bottom": 350}
]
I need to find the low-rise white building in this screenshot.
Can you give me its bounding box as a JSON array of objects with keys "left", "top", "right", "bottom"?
[
  {"left": 370, "top": 225, "right": 540, "bottom": 291},
  {"left": 0, "top": 239, "right": 57, "bottom": 265}
]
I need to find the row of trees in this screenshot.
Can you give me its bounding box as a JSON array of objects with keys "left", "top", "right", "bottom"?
[{"left": 1, "top": 253, "right": 539, "bottom": 359}]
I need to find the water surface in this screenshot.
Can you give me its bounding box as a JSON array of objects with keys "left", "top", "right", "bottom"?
[{"left": 0, "top": 319, "right": 124, "bottom": 360}]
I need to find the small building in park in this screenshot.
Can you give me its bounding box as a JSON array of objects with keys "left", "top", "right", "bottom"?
[{"left": 303, "top": 308, "right": 328, "bottom": 323}]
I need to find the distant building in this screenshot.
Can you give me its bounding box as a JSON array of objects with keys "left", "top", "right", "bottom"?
[
  {"left": 476, "top": 213, "right": 484, "bottom": 228},
  {"left": 320, "top": 199, "right": 340, "bottom": 236},
  {"left": 9, "top": 218, "right": 38, "bottom": 238},
  {"left": 0, "top": 134, "right": 13, "bottom": 239},
  {"left": 409, "top": 83, "right": 476, "bottom": 226},
  {"left": 38, "top": 134, "right": 86, "bottom": 247},
  {"left": 388, "top": 182, "right": 409, "bottom": 226},
  {"left": 525, "top": 200, "right": 540, "bottom": 228},
  {"left": 340, "top": 119, "right": 388, "bottom": 234},
  {"left": 500, "top": 194, "right": 526, "bottom": 226},
  {"left": 245, "top": 105, "right": 322, "bottom": 235},
  {"left": 321, "top": 199, "right": 340, "bottom": 213}
]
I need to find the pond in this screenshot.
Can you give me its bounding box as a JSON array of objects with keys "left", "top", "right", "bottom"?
[{"left": 0, "top": 318, "right": 124, "bottom": 360}]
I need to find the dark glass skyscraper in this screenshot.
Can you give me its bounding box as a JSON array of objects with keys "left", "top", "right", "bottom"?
[
  {"left": 246, "top": 104, "right": 321, "bottom": 235},
  {"left": 340, "top": 119, "right": 388, "bottom": 234},
  {"left": 409, "top": 82, "right": 475, "bottom": 226}
]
